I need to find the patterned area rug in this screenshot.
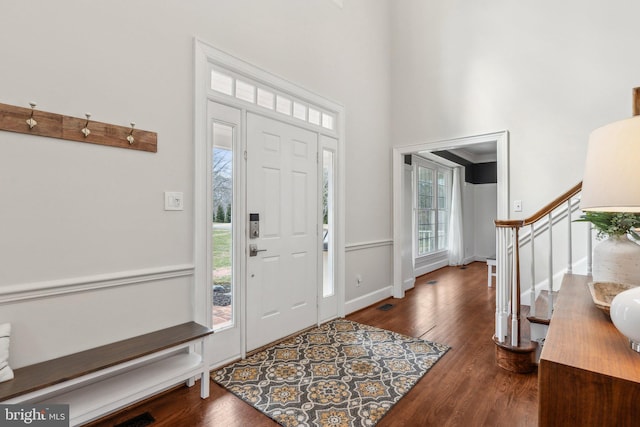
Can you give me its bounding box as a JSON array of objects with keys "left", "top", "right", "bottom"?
[{"left": 212, "top": 319, "right": 449, "bottom": 427}]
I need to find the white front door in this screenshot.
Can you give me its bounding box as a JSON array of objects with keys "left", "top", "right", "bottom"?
[{"left": 246, "top": 113, "right": 319, "bottom": 351}]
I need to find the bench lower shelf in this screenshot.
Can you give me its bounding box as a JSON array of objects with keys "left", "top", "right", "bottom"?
[
  {"left": 0, "top": 322, "right": 213, "bottom": 426},
  {"left": 40, "top": 351, "right": 203, "bottom": 426}
]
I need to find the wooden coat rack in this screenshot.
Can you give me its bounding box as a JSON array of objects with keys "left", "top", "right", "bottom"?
[{"left": 0, "top": 102, "right": 157, "bottom": 153}]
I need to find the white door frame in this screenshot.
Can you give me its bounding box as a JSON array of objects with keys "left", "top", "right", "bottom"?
[
  {"left": 392, "top": 131, "right": 509, "bottom": 298},
  {"left": 194, "top": 39, "right": 346, "bottom": 366}
]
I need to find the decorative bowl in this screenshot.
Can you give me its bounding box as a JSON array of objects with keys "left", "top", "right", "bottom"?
[{"left": 587, "top": 282, "right": 637, "bottom": 317}]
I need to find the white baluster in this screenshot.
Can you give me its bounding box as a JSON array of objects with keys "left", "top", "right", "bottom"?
[
  {"left": 506, "top": 229, "right": 512, "bottom": 326},
  {"left": 530, "top": 223, "right": 536, "bottom": 317},
  {"left": 496, "top": 227, "right": 508, "bottom": 342},
  {"left": 495, "top": 227, "right": 501, "bottom": 340},
  {"left": 567, "top": 200, "right": 573, "bottom": 274},
  {"left": 548, "top": 212, "right": 554, "bottom": 319},
  {"left": 511, "top": 227, "right": 520, "bottom": 347}
]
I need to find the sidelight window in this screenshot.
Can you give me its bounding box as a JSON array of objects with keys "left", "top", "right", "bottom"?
[{"left": 212, "top": 122, "right": 234, "bottom": 331}]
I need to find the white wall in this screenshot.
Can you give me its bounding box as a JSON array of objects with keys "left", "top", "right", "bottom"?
[
  {"left": 463, "top": 181, "right": 497, "bottom": 263},
  {"left": 473, "top": 184, "right": 498, "bottom": 259},
  {"left": 463, "top": 182, "right": 476, "bottom": 261},
  {"left": 0, "top": 0, "right": 392, "bottom": 367},
  {"left": 390, "top": 0, "right": 640, "bottom": 217},
  {"left": 390, "top": 1, "right": 640, "bottom": 297},
  {"left": 402, "top": 164, "right": 415, "bottom": 290}
]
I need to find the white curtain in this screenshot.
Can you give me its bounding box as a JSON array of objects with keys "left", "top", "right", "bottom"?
[{"left": 448, "top": 167, "right": 464, "bottom": 266}]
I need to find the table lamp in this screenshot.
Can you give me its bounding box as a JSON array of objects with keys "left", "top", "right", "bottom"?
[{"left": 580, "top": 91, "right": 640, "bottom": 353}]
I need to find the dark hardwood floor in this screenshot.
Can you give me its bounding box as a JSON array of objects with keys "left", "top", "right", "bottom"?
[{"left": 89, "top": 262, "right": 538, "bottom": 426}]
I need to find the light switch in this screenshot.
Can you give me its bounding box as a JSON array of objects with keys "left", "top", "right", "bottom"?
[
  {"left": 514, "top": 200, "right": 522, "bottom": 212},
  {"left": 164, "top": 192, "right": 184, "bottom": 211}
]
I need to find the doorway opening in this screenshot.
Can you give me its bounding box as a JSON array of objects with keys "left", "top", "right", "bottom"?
[
  {"left": 392, "top": 132, "right": 509, "bottom": 298},
  {"left": 194, "top": 39, "right": 346, "bottom": 367}
]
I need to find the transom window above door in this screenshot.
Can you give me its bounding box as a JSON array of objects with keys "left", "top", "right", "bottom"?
[{"left": 210, "top": 68, "right": 336, "bottom": 132}]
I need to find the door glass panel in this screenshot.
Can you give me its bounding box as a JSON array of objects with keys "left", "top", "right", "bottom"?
[
  {"left": 322, "top": 149, "right": 335, "bottom": 297},
  {"left": 321, "top": 113, "right": 335, "bottom": 130},
  {"left": 212, "top": 122, "right": 234, "bottom": 330},
  {"left": 257, "top": 88, "right": 275, "bottom": 109},
  {"left": 235, "top": 80, "right": 256, "bottom": 103},
  {"left": 211, "top": 70, "right": 233, "bottom": 96},
  {"left": 293, "top": 102, "right": 307, "bottom": 121},
  {"left": 309, "top": 108, "right": 321, "bottom": 125},
  {"left": 276, "top": 95, "right": 292, "bottom": 115}
]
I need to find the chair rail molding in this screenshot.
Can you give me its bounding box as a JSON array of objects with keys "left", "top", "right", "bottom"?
[
  {"left": 345, "top": 239, "right": 393, "bottom": 252},
  {"left": 0, "top": 264, "right": 194, "bottom": 304}
]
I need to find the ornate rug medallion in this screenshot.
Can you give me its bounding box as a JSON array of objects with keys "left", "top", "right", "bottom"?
[{"left": 212, "top": 319, "right": 449, "bottom": 427}]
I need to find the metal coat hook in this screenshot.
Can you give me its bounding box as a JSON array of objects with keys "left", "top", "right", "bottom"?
[
  {"left": 81, "top": 113, "right": 91, "bottom": 137},
  {"left": 127, "top": 122, "right": 135, "bottom": 145},
  {"left": 0, "top": 101, "right": 157, "bottom": 152},
  {"left": 26, "top": 102, "right": 37, "bottom": 129}
]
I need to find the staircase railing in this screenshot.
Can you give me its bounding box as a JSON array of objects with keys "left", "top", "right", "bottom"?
[{"left": 494, "top": 182, "right": 585, "bottom": 348}]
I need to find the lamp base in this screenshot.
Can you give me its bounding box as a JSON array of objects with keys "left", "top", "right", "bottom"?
[{"left": 611, "top": 286, "right": 640, "bottom": 355}]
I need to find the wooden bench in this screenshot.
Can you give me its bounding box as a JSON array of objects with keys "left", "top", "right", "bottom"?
[{"left": 0, "top": 321, "right": 213, "bottom": 426}]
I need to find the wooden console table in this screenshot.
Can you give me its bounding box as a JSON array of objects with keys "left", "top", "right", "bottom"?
[{"left": 538, "top": 274, "right": 640, "bottom": 426}]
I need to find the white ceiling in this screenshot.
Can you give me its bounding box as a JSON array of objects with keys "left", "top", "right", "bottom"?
[
  {"left": 448, "top": 141, "right": 497, "bottom": 163},
  {"left": 417, "top": 141, "right": 497, "bottom": 165}
]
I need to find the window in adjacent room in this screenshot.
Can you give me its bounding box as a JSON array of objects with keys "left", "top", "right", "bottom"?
[{"left": 415, "top": 158, "right": 451, "bottom": 257}]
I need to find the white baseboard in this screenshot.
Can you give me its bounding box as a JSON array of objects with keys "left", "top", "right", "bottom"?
[
  {"left": 414, "top": 259, "right": 448, "bottom": 277},
  {"left": 403, "top": 277, "right": 415, "bottom": 292},
  {"left": 345, "top": 286, "right": 393, "bottom": 315},
  {"left": 464, "top": 255, "right": 491, "bottom": 264},
  {"left": 210, "top": 354, "right": 242, "bottom": 370},
  {"left": 462, "top": 256, "right": 476, "bottom": 265},
  {"left": 414, "top": 256, "right": 485, "bottom": 278}
]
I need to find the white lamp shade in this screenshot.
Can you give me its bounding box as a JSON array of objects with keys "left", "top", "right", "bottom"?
[{"left": 580, "top": 115, "right": 640, "bottom": 212}]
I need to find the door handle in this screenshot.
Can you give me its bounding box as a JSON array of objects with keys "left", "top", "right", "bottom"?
[{"left": 249, "top": 244, "right": 267, "bottom": 257}]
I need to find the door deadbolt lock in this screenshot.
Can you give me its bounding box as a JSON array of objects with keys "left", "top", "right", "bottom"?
[
  {"left": 249, "top": 213, "right": 260, "bottom": 239},
  {"left": 249, "top": 244, "right": 267, "bottom": 257}
]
